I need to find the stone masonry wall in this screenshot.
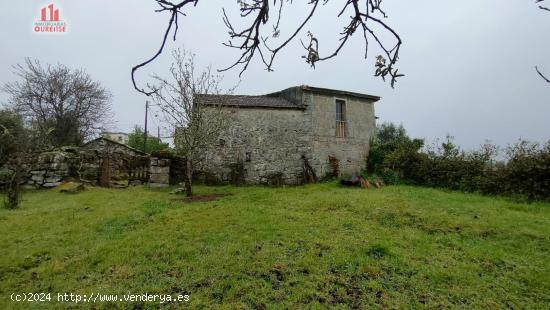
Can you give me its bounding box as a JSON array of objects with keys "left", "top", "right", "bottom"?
[
  {"left": 15, "top": 146, "right": 149, "bottom": 188},
  {"left": 202, "top": 107, "right": 311, "bottom": 185},
  {"left": 28, "top": 150, "right": 78, "bottom": 188},
  {"left": 201, "top": 90, "right": 376, "bottom": 185},
  {"left": 307, "top": 93, "right": 376, "bottom": 178},
  {"left": 149, "top": 157, "right": 170, "bottom": 188}
]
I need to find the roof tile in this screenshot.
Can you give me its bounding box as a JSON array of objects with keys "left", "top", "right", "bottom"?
[{"left": 197, "top": 94, "right": 304, "bottom": 109}]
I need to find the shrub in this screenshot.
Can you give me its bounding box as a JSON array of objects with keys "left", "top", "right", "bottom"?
[
  {"left": 367, "top": 122, "right": 550, "bottom": 202},
  {"left": 1, "top": 109, "right": 29, "bottom": 209},
  {"left": 379, "top": 168, "right": 400, "bottom": 185},
  {"left": 367, "top": 123, "right": 424, "bottom": 174},
  {"left": 498, "top": 141, "right": 550, "bottom": 201}
]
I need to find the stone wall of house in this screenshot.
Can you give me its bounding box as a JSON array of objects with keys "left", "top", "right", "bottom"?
[
  {"left": 202, "top": 107, "right": 311, "bottom": 185},
  {"left": 307, "top": 93, "right": 376, "bottom": 178},
  {"left": 200, "top": 90, "right": 377, "bottom": 184}
]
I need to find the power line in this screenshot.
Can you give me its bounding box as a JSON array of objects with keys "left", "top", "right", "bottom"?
[
  {"left": 147, "top": 106, "right": 172, "bottom": 141},
  {"left": 143, "top": 101, "right": 148, "bottom": 152}
]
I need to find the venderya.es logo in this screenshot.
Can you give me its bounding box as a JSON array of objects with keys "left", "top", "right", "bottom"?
[{"left": 34, "top": 3, "right": 67, "bottom": 33}]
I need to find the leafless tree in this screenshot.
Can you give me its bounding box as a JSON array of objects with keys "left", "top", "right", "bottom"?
[
  {"left": 2, "top": 58, "right": 113, "bottom": 147},
  {"left": 148, "top": 49, "right": 233, "bottom": 196},
  {"left": 132, "top": 0, "right": 403, "bottom": 95},
  {"left": 538, "top": 0, "right": 550, "bottom": 11},
  {"left": 536, "top": 0, "right": 550, "bottom": 83}
]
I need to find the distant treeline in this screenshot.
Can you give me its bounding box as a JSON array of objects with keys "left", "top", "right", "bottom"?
[{"left": 367, "top": 123, "right": 550, "bottom": 202}]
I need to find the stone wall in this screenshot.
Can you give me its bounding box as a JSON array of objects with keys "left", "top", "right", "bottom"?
[
  {"left": 202, "top": 107, "right": 310, "bottom": 185},
  {"left": 28, "top": 149, "right": 78, "bottom": 188},
  {"left": 81, "top": 138, "right": 150, "bottom": 187},
  {"left": 82, "top": 137, "right": 144, "bottom": 157},
  {"left": 149, "top": 157, "right": 170, "bottom": 188},
  {"left": 201, "top": 89, "right": 377, "bottom": 184},
  {"left": 7, "top": 145, "right": 150, "bottom": 189},
  {"left": 307, "top": 93, "right": 376, "bottom": 178}
]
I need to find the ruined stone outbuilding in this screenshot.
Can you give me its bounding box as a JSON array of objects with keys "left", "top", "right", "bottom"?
[
  {"left": 23, "top": 137, "right": 150, "bottom": 188},
  {"left": 199, "top": 85, "right": 379, "bottom": 185}
]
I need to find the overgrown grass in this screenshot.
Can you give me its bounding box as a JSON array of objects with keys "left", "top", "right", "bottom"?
[{"left": 1, "top": 183, "right": 549, "bottom": 309}]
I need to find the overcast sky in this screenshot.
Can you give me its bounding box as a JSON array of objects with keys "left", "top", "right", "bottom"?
[{"left": 1, "top": 1, "right": 549, "bottom": 150}]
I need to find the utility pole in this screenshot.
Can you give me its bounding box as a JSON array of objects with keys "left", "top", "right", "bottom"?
[
  {"left": 143, "top": 100, "right": 149, "bottom": 153},
  {"left": 157, "top": 126, "right": 160, "bottom": 141}
]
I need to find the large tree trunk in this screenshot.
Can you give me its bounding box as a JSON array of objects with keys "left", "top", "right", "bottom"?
[{"left": 185, "top": 157, "right": 193, "bottom": 197}]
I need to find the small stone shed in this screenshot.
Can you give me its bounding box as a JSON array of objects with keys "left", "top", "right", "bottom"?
[
  {"left": 22, "top": 137, "right": 150, "bottom": 188},
  {"left": 82, "top": 137, "right": 146, "bottom": 157},
  {"left": 199, "top": 85, "right": 379, "bottom": 185}
]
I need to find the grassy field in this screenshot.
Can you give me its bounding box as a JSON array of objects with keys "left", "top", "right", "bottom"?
[{"left": 1, "top": 183, "right": 549, "bottom": 309}]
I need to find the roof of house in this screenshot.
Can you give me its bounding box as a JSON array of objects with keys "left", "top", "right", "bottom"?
[
  {"left": 197, "top": 85, "right": 379, "bottom": 110},
  {"left": 82, "top": 137, "right": 147, "bottom": 155},
  {"left": 294, "top": 85, "right": 381, "bottom": 102},
  {"left": 196, "top": 94, "right": 304, "bottom": 109},
  {"left": 102, "top": 131, "right": 129, "bottom": 136}
]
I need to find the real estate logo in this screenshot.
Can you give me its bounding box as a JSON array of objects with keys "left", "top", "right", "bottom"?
[{"left": 34, "top": 3, "right": 67, "bottom": 33}]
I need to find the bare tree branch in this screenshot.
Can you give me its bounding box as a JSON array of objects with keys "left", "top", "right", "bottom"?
[
  {"left": 535, "top": 1, "right": 549, "bottom": 83},
  {"left": 219, "top": 0, "right": 403, "bottom": 87},
  {"left": 537, "top": 0, "right": 550, "bottom": 11},
  {"left": 133, "top": 0, "right": 404, "bottom": 94},
  {"left": 536, "top": 66, "right": 550, "bottom": 83},
  {"left": 220, "top": 0, "right": 321, "bottom": 76},
  {"left": 131, "top": 0, "right": 199, "bottom": 96},
  {"left": 147, "top": 48, "right": 235, "bottom": 196}
]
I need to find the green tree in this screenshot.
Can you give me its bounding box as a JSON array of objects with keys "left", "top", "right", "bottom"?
[
  {"left": 367, "top": 122, "right": 424, "bottom": 174},
  {"left": 127, "top": 125, "right": 169, "bottom": 153},
  {"left": 0, "top": 109, "right": 32, "bottom": 209},
  {"left": 0, "top": 110, "right": 25, "bottom": 164}
]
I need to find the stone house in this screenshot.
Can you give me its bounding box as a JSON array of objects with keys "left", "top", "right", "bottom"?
[
  {"left": 101, "top": 132, "right": 130, "bottom": 145},
  {"left": 199, "top": 85, "right": 379, "bottom": 185},
  {"left": 81, "top": 137, "right": 150, "bottom": 186},
  {"left": 82, "top": 136, "right": 146, "bottom": 157}
]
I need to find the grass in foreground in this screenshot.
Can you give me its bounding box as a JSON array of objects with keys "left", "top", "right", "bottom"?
[{"left": 1, "top": 183, "right": 549, "bottom": 309}]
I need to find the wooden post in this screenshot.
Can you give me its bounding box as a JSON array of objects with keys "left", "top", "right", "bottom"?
[{"left": 99, "top": 156, "right": 111, "bottom": 187}]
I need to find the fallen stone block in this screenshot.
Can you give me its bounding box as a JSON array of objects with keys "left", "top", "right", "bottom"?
[{"left": 43, "top": 182, "right": 62, "bottom": 188}]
